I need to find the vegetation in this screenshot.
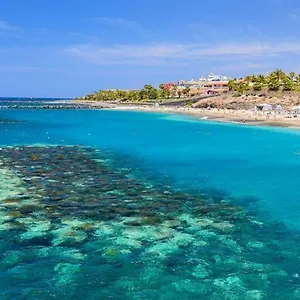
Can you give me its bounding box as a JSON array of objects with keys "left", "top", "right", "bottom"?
[
  {"left": 77, "top": 69, "right": 300, "bottom": 102},
  {"left": 76, "top": 84, "right": 182, "bottom": 102},
  {"left": 228, "top": 69, "right": 300, "bottom": 94}
]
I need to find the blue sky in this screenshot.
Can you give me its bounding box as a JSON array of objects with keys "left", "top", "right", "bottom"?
[{"left": 1, "top": 0, "right": 300, "bottom": 97}]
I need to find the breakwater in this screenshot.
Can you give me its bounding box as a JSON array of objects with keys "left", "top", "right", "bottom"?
[{"left": 0, "top": 104, "right": 110, "bottom": 109}]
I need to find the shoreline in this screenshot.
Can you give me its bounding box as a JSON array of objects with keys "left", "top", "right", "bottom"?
[
  {"left": 70, "top": 100, "right": 300, "bottom": 128},
  {"left": 3, "top": 98, "right": 300, "bottom": 128},
  {"left": 106, "top": 104, "right": 300, "bottom": 129}
]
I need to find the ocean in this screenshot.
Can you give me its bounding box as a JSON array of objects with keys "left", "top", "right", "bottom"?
[
  {"left": 1, "top": 104, "right": 300, "bottom": 299},
  {"left": 0, "top": 97, "right": 72, "bottom": 108}
]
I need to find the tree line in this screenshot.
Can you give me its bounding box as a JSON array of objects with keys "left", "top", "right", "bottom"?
[
  {"left": 75, "top": 84, "right": 191, "bottom": 102},
  {"left": 76, "top": 69, "right": 300, "bottom": 102},
  {"left": 228, "top": 69, "right": 300, "bottom": 93}
]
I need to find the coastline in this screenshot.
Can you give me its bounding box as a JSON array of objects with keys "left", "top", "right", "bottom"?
[{"left": 72, "top": 100, "right": 300, "bottom": 129}]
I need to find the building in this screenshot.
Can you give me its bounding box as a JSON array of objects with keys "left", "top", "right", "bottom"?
[
  {"left": 162, "top": 82, "right": 176, "bottom": 91},
  {"left": 204, "top": 81, "right": 229, "bottom": 92},
  {"left": 174, "top": 73, "right": 231, "bottom": 94},
  {"left": 161, "top": 73, "right": 231, "bottom": 97},
  {"left": 207, "top": 73, "right": 230, "bottom": 82},
  {"left": 256, "top": 104, "right": 273, "bottom": 111}
]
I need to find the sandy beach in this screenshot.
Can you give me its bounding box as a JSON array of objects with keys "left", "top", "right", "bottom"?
[
  {"left": 72, "top": 100, "right": 300, "bottom": 128},
  {"left": 117, "top": 106, "right": 300, "bottom": 127}
]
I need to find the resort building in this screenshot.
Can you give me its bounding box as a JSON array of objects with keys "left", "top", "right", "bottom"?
[
  {"left": 204, "top": 81, "right": 229, "bottom": 93},
  {"left": 162, "top": 82, "right": 176, "bottom": 91},
  {"left": 168, "top": 73, "right": 231, "bottom": 95}
]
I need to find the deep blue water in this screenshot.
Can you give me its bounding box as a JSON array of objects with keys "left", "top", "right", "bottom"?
[
  {"left": 0, "top": 97, "right": 71, "bottom": 107},
  {"left": 2, "top": 109, "right": 300, "bottom": 227},
  {"left": 1, "top": 107, "right": 300, "bottom": 299},
  {"left": 0, "top": 97, "right": 71, "bottom": 101}
]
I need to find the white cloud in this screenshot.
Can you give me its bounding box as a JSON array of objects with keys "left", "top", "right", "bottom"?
[
  {"left": 290, "top": 10, "right": 300, "bottom": 20},
  {"left": 64, "top": 41, "right": 300, "bottom": 66},
  {"left": 0, "top": 20, "right": 16, "bottom": 30},
  {"left": 214, "top": 63, "right": 268, "bottom": 73},
  {"left": 90, "top": 17, "right": 150, "bottom": 38}
]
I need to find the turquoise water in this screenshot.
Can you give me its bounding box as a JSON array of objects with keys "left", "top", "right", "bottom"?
[{"left": 1, "top": 108, "right": 300, "bottom": 299}]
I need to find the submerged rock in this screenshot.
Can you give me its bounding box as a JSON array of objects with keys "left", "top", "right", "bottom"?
[
  {"left": 192, "top": 262, "right": 210, "bottom": 279},
  {"left": 54, "top": 262, "right": 81, "bottom": 285},
  {"left": 0, "top": 145, "right": 298, "bottom": 299},
  {"left": 173, "top": 279, "right": 211, "bottom": 295},
  {"left": 245, "top": 290, "right": 266, "bottom": 300}
]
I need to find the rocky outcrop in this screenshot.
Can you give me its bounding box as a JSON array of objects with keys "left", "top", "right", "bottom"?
[{"left": 193, "top": 92, "right": 300, "bottom": 110}]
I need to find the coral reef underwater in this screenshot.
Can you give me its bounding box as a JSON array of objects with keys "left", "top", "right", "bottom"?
[{"left": 0, "top": 146, "right": 300, "bottom": 299}]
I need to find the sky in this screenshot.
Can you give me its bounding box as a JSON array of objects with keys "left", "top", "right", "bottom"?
[{"left": 1, "top": 0, "right": 300, "bottom": 97}]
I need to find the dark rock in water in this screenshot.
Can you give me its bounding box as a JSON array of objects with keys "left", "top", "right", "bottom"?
[
  {"left": 194, "top": 205, "right": 211, "bottom": 215},
  {"left": 7, "top": 211, "right": 23, "bottom": 218},
  {"left": 19, "top": 204, "right": 42, "bottom": 214},
  {"left": 0, "top": 117, "right": 24, "bottom": 124},
  {"left": 18, "top": 236, "right": 52, "bottom": 247},
  {"left": 124, "top": 220, "right": 143, "bottom": 227},
  {"left": 141, "top": 216, "right": 162, "bottom": 226},
  {"left": 0, "top": 145, "right": 247, "bottom": 226},
  {"left": 3, "top": 198, "right": 22, "bottom": 205},
  {"left": 1, "top": 145, "right": 300, "bottom": 298},
  {"left": 2, "top": 220, "right": 26, "bottom": 231}
]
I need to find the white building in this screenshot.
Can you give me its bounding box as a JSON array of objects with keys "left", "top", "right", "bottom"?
[{"left": 256, "top": 104, "right": 273, "bottom": 111}]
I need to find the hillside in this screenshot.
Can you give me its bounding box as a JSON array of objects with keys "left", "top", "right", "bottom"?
[{"left": 193, "top": 91, "right": 300, "bottom": 110}]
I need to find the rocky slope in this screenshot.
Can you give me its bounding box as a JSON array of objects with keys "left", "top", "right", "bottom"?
[{"left": 193, "top": 92, "right": 300, "bottom": 110}]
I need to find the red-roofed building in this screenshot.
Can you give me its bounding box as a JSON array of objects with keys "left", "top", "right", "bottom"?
[{"left": 162, "top": 82, "right": 176, "bottom": 91}]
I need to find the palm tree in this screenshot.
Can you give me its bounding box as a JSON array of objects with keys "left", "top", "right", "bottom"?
[
  {"left": 171, "top": 85, "right": 177, "bottom": 98},
  {"left": 165, "top": 90, "right": 171, "bottom": 99},
  {"left": 269, "top": 69, "right": 286, "bottom": 81},
  {"left": 266, "top": 70, "right": 285, "bottom": 91},
  {"left": 244, "top": 75, "right": 257, "bottom": 83},
  {"left": 144, "top": 84, "right": 153, "bottom": 91},
  {"left": 244, "top": 76, "right": 251, "bottom": 83},
  {"left": 159, "top": 83, "right": 165, "bottom": 91},
  {"left": 289, "top": 72, "right": 296, "bottom": 81},
  {"left": 143, "top": 85, "right": 157, "bottom": 99},
  {"left": 252, "top": 82, "right": 263, "bottom": 91},
  {"left": 282, "top": 77, "right": 294, "bottom": 91},
  {"left": 295, "top": 75, "right": 300, "bottom": 85},
  {"left": 235, "top": 82, "right": 249, "bottom": 94},
  {"left": 182, "top": 87, "right": 190, "bottom": 97},
  {"left": 228, "top": 80, "right": 237, "bottom": 91},
  {"left": 267, "top": 77, "right": 280, "bottom": 91},
  {"left": 139, "top": 89, "right": 147, "bottom": 101},
  {"left": 256, "top": 74, "right": 266, "bottom": 84}
]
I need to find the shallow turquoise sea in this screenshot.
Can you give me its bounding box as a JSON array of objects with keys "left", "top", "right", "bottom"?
[{"left": 1, "top": 108, "right": 300, "bottom": 299}]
